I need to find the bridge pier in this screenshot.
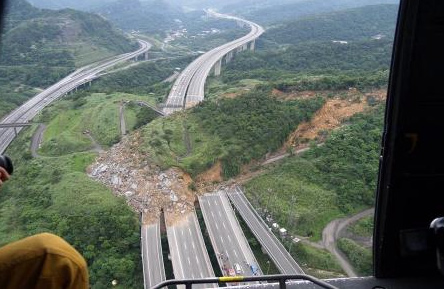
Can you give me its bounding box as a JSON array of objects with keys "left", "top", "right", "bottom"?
[
  {"left": 250, "top": 39, "right": 255, "bottom": 51},
  {"left": 14, "top": 128, "right": 17, "bottom": 137},
  {"left": 225, "top": 51, "right": 234, "bottom": 64},
  {"left": 214, "top": 59, "right": 222, "bottom": 76},
  {"left": 144, "top": 51, "right": 149, "bottom": 60}
]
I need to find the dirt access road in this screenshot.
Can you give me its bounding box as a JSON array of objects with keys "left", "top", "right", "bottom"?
[{"left": 322, "top": 208, "right": 374, "bottom": 277}]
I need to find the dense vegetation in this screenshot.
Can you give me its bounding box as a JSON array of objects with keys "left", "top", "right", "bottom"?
[
  {"left": 0, "top": 131, "right": 143, "bottom": 289},
  {"left": 91, "top": 56, "right": 195, "bottom": 97},
  {"left": 210, "top": 4, "right": 396, "bottom": 101},
  {"left": 193, "top": 88, "right": 324, "bottom": 178},
  {"left": 0, "top": 0, "right": 137, "bottom": 118},
  {"left": 93, "top": 0, "right": 244, "bottom": 36},
  {"left": 338, "top": 238, "right": 372, "bottom": 275},
  {"left": 348, "top": 215, "right": 374, "bottom": 237},
  {"left": 140, "top": 88, "right": 323, "bottom": 178},
  {"left": 263, "top": 4, "right": 398, "bottom": 44},
  {"left": 233, "top": 0, "right": 399, "bottom": 24},
  {"left": 246, "top": 105, "right": 384, "bottom": 240}
]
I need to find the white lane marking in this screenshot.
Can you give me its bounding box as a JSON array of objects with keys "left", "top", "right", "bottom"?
[
  {"left": 155, "top": 223, "right": 165, "bottom": 282},
  {"left": 188, "top": 257, "right": 191, "bottom": 265},
  {"left": 192, "top": 242, "right": 196, "bottom": 249},
  {"left": 144, "top": 226, "right": 152, "bottom": 288},
  {"left": 172, "top": 227, "right": 185, "bottom": 279},
  {"left": 227, "top": 234, "right": 232, "bottom": 243}
]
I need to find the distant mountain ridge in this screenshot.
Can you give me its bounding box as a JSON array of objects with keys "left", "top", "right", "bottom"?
[
  {"left": 227, "top": 0, "right": 399, "bottom": 24},
  {"left": 264, "top": 4, "right": 399, "bottom": 45},
  {"left": 1, "top": 0, "right": 136, "bottom": 67},
  {"left": 0, "top": 0, "right": 136, "bottom": 90}
]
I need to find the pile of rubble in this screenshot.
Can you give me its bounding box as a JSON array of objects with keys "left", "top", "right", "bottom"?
[{"left": 87, "top": 133, "right": 196, "bottom": 225}]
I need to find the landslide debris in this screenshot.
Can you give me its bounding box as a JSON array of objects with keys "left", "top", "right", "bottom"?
[{"left": 88, "top": 131, "right": 195, "bottom": 225}]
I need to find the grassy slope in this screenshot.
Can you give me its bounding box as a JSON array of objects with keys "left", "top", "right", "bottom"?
[{"left": 38, "top": 92, "right": 158, "bottom": 155}]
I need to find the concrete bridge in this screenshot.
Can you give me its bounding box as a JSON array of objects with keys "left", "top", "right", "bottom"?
[
  {"left": 163, "top": 11, "right": 264, "bottom": 115},
  {"left": 0, "top": 39, "right": 152, "bottom": 154}
]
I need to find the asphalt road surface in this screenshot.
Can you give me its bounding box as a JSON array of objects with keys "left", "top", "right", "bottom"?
[
  {"left": 227, "top": 186, "right": 304, "bottom": 275},
  {"left": 166, "top": 211, "right": 216, "bottom": 289},
  {"left": 0, "top": 39, "right": 151, "bottom": 154},
  {"left": 163, "top": 11, "right": 263, "bottom": 115},
  {"left": 199, "top": 191, "right": 263, "bottom": 280},
  {"left": 141, "top": 221, "right": 166, "bottom": 289}
]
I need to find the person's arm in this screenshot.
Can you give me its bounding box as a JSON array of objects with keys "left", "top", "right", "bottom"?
[{"left": 0, "top": 167, "right": 9, "bottom": 187}]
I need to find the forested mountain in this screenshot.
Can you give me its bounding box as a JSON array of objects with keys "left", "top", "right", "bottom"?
[
  {"left": 2, "top": 0, "right": 136, "bottom": 67},
  {"left": 264, "top": 4, "right": 398, "bottom": 44},
  {"left": 92, "top": 0, "right": 243, "bottom": 35},
  {"left": 0, "top": 0, "right": 136, "bottom": 117},
  {"left": 26, "top": 0, "right": 116, "bottom": 10},
  {"left": 231, "top": 0, "right": 399, "bottom": 24},
  {"left": 219, "top": 4, "right": 396, "bottom": 91}
]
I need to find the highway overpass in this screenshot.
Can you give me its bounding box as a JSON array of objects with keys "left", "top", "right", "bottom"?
[
  {"left": 227, "top": 186, "right": 305, "bottom": 275},
  {"left": 0, "top": 39, "right": 151, "bottom": 154},
  {"left": 141, "top": 220, "right": 166, "bottom": 289},
  {"left": 163, "top": 11, "right": 264, "bottom": 115},
  {"left": 199, "top": 192, "right": 263, "bottom": 280},
  {"left": 166, "top": 211, "right": 216, "bottom": 289}
]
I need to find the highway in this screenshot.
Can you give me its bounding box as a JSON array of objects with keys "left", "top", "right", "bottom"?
[
  {"left": 0, "top": 39, "right": 151, "bottom": 154},
  {"left": 141, "top": 220, "right": 166, "bottom": 289},
  {"left": 227, "top": 186, "right": 305, "bottom": 275},
  {"left": 163, "top": 11, "right": 264, "bottom": 114},
  {"left": 199, "top": 192, "right": 263, "bottom": 280},
  {"left": 185, "top": 10, "right": 264, "bottom": 105},
  {"left": 166, "top": 211, "right": 216, "bottom": 288}
]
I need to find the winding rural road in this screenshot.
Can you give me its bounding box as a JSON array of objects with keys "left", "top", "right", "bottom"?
[{"left": 322, "top": 208, "right": 374, "bottom": 277}]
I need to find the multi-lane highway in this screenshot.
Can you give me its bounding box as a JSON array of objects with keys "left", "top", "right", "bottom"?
[
  {"left": 166, "top": 211, "right": 216, "bottom": 288},
  {"left": 0, "top": 39, "right": 151, "bottom": 154},
  {"left": 199, "top": 192, "right": 262, "bottom": 279},
  {"left": 227, "top": 186, "right": 305, "bottom": 275},
  {"left": 163, "top": 11, "right": 264, "bottom": 114},
  {"left": 141, "top": 220, "right": 166, "bottom": 289}
]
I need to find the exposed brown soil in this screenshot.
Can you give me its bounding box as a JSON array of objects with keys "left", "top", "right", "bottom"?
[
  {"left": 288, "top": 89, "right": 386, "bottom": 150},
  {"left": 195, "top": 161, "right": 223, "bottom": 190}
]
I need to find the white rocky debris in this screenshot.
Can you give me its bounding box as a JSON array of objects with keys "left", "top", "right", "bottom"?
[{"left": 87, "top": 135, "right": 195, "bottom": 225}]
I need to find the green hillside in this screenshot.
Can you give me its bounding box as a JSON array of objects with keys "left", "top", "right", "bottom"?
[
  {"left": 235, "top": 0, "right": 399, "bottom": 24},
  {"left": 213, "top": 4, "right": 396, "bottom": 94},
  {"left": 2, "top": 0, "right": 137, "bottom": 69},
  {"left": 263, "top": 4, "right": 398, "bottom": 44},
  {"left": 0, "top": 0, "right": 137, "bottom": 118}
]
